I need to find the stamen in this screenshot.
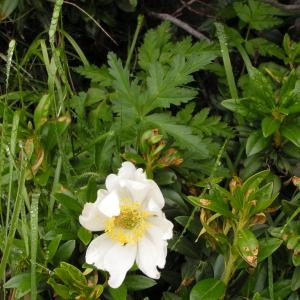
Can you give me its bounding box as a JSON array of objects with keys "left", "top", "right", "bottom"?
[{"left": 105, "top": 201, "right": 150, "bottom": 244}]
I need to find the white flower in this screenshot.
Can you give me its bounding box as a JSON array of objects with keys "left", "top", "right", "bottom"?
[{"left": 79, "top": 161, "right": 173, "bottom": 288}]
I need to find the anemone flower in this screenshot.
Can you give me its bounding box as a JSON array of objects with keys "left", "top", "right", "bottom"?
[{"left": 79, "top": 161, "right": 173, "bottom": 288}]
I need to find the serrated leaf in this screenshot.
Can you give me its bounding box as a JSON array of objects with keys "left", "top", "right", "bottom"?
[
  {"left": 176, "top": 102, "right": 195, "bottom": 123},
  {"left": 138, "top": 21, "right": 172, "bottom": 70},
  {"left": 234, "top": 0, "right": 283, "bottom": 30},
  {"left": 145, "top": 113, "right": 209, "bottom": 157},
  {"left": 74, "top": 65, "right": 112, "bottom": 85},
  {"left": 191, "top": 108, "right": 231, "bottom": 136},
  {"left": 245, "top": 38, "right": 285, "bottom": 59},
  {"left": 190, "top": 278, "right": 226, "bottom": 300}
]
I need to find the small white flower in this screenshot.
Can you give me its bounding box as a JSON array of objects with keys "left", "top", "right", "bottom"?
[{"left": 79, "top": 161, "right": 173, "bottom": 288}]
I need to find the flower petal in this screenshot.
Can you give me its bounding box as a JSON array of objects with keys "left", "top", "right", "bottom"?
[
  {"left": 106, "top": 174, "right": 118, "bottom": 191},
  {"left": 143, "top": 181, "right": 165, "bottom": 212},
  {"left": 118, "top": 161, "right": 138, "bottom": 179},
  {"left": 95, "top": 189, "right": 108, "bottom": 204},
  {"left": 86, "top": 234, "right": 116, "bottom": 269},
  {"left": 121, "top": 179, "right": 149, "bottom": 203},
  {"left": 104, "top": 242, "right": 137, "bottom": 288},
  {"left": 79, "top": 203, "right": 107, "bottom": 231},
  {"left": 136, "top": 235, "right": 161, "bottom": 279},
  {"left": 148, "top": 215, "right": 173, "bottom": 240},
  {"left": 97, "top": 190, "right": 120, "bottom": 217}
]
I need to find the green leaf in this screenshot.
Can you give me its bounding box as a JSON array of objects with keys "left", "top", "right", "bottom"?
[
  {"left": 221, "top": 98, "right": 250, "bottom": 117},
  {"left": 250, "top": 182, "right": 277, "bottom": 215},
  {"left": 145, "top": 113, "right": 208, "bottom": 157},
  {"left": 281, "top": 124, "right": 300, "bottom": 147},
  {"left": 233, "top": 0, "right": 282, "bottom": 30},
  {"left": 54, "top": 191, "right": 82, "bottom": 214},
  {"left": 236, "top": 229, "right": 259, "bottom": 267},
  {"left": 292, "top": 243, "right": 300, "bottom": 266},
  {"left": 242, "top": 170, "right": 270, "bottom": 193},
  {"left": 138, "top": 21, "right": 172, "bottom": 70},
  {"left": 74, "top": 65, "right": 112, "bottom": 85},
  {"left": 0, "top": 0, "right": 19, "bottom": 21},
  {"left": 163, "top": 291, "right": 182, "bottom": 300},
  {"left": 261, "top": 116, "right": 280, "bottom": 138},
  {"left": 257, "top": 237, "right": 282, "bottom": 263},
  {"left": 189, "top": 192, "right": 232, "bottom": 217},
  {"left": 291, "top": 267, "right": 300, "bottom": 291},
  {"left": 190, "top": 278, "right": 226, "bottom": 300},
  {"left": 34, "top": 94, "right": 51, "bottom": 130},
  {"left": 245, "top": 38, "right": 285, "bottom": 60},
  {"left": 4, "top": 273, "right": 31, "bottom": 298},
  {"left": 48, "top": 234, "right": 62, "bottom": 259},
  {"left": 53, "top": 262, "right": 87, "bottom": 288},
  {"left": 109, "top": 283, "right": 127, "bottom": 300},
  {"left": 53, "top": 240, "right": 76, "bottom": 264},
  {"left": 124, "top": 275, "right": 157, "bottom": 291},
  {"left": 77, "top": 227, "right": 92, "bottom": 246},
  {"left": 3, "top": 272, "right": 31, "bottom": 289},
  {"left": 246, "top": 130, "right": 270, "bottom": 156},
  {"left": 47, "top": 278, "right": 71, "bottom": 299}
]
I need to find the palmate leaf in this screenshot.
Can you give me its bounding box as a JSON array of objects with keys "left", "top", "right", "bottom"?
[
  {"left": 145, "top": 53, "right": 218, "bottom": 114},
  {"left": 145, "top": 113, "right": 209, "bottom": 157},
  {"left": 138, "top": 21, "right": 172, "bottom": 70},
  {"left": 190, "top": 107, "right": 231, "bottom": 137},
  {"left": 245, "top": 38, "right": 285, "bottom": 60},
  {"left": 74, "top": 65, "right": 112, "bottom": 85},
  {"left": 234, "top": 0, "right": 283, "bottom": 30},
  {"left": 108, "top": 52, "right": 144, "bottom": 116}
]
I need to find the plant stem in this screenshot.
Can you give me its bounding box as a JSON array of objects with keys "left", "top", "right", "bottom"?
[
  {"left": 222, "top": 249, "right": 238, "bottom": 286},
  {"left": 125, "top": 15, "right": 144, "bottom": 70}
]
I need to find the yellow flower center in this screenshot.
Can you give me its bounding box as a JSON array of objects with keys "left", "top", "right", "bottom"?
[{"left": 105, "top": 201, "right": 150, "bottom": 245}]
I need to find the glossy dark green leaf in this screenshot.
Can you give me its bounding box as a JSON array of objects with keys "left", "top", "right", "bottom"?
[
  {"left": 250, "top": 182, "right": 277, "bottom": 215},
  {"left": 109, "top": 283, "right": 127, "bottom": 300},
  {"left": 257, "top": 237, "right": 282, "bottom": 263},
  {"left": 124, "top": 275, "right": 157, "bottom": 291},
  {"left": 53, "top": 240, "right": 76, "bottom": 264},
  {"left": 291, "top": 267, "right": 300, "bottom": 291},
  {"left": 54, "top": 191, "right": 82, "bottom": 214},
  {"left": 0, "top": 0, "right": 19, "bottom": 21},
  {"left": 242, "top": 170, "right": 270, "bottom": 194},
  {"left": 190, "top": 278, "right": 226, "bottom": 300},
  {"left": 246, "top": 130, "right": 270, "bottom": 156},
  {"left": 163, "top": 291, "right": 182, "bottom": 300},
  {"left": 48, "top": 234, "right": 62, "bottom": 259},
  {"left": 261, "top": 116, "right": 280, "bottom": 137},
  {"left": 281, "top": 124, "right": 300, "bottom": 147},
  {"left": 77, "top": 227, "right": 92, "bottom": 246}
]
